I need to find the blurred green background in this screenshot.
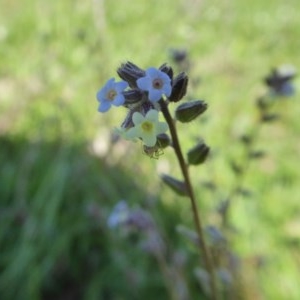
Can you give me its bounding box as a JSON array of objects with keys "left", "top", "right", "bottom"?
[{"left": 1, "top": 0, "right": 300, "bottom": 299}]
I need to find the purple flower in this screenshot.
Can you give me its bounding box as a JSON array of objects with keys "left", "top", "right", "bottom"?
[
  {"left": 137, "top": 67, "right": 172, "bottom": 102},
  {"left": 97, "top": 78, "right": 128, "bottom": 112}
]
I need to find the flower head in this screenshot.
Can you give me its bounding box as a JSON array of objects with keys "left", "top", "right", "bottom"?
[
  {"left": 137, "top": 67, "right": 172, "bottom": 102},
  {"left": 265, "top": 65, "right": 296, "bottom": 97},
  {"left": 97, "top": 78, "right": 128, "bottom": 112},
  {"left": 126, "top": 109, "right": 168, "bottom": 147}
]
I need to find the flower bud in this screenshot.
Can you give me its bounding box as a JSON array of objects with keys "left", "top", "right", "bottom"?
[
  {"left": 123, "top": 89, "right": 144, "bottom": 107},
  {"left": 169, "top": 72, "right": 188, "bottom": 102},
  {"left": 187, "top": 142, "right": 210, "bottom": 165},
  {"left": 169, "top": 48, "right": 188, "bottom": 64},
  {"left": 261, "top": 113, "right": 280, "bottom": 122},
  {"left": 248, "top": 150, "right": 265, "bottom": 159},
  {"left": 159, "top": 63, "right": 173, "bottom": 80},
  {"left": 160, "top": 174, "right": 188, "bottom": 196},
  {"left": 176, "top": 225, "right": 199, "bottom": 245},
  {"left": 175, "top": 100, "right": 207, "bottom": 123},
  {"left": 121, "top": 110, "right": 135, "bottom": 130},
  {"left": 205, "top": 225, "right": 226, "bottom": 245},
  {"left": 117, "top": 61, "right": 145, "bottom": 88},
  {"left": 156, "top": 133, "right": 171, "bottom": 148},
  {"left": 240, "top": 134, "right": 253, "bottom": 145},
  {"left": 256, "top": 97, "right": 270, "bottom": 111}
]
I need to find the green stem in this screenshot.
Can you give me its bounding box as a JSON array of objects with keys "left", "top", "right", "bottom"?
[{"left": 159, "top": 99, "right": 218, "bottom": 300}]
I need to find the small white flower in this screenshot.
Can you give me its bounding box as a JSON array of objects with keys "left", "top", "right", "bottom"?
[{"left": 126, "top": 110, "right": 168, "bottom": 147}]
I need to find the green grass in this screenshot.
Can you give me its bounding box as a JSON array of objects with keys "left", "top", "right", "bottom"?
[{"left": 1, "top": 0, "right": 300, "bottom": 299}]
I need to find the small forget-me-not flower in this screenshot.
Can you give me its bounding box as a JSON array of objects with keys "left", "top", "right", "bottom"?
[
  {"left": 137, "top": 67, "right": 172, "bottom": 102},
  {"left": 97, "top": 78, "right": 128, "bottom": 112},
  {"left": 126, "top": 110, "right": 168, "bottom": 147}
]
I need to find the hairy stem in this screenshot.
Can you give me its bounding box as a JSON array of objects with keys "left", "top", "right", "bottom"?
[{"left": 159, "top": 100, "right": 218, "bottom": 300}]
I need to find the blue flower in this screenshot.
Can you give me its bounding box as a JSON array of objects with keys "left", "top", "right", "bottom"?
[
  {"left": 107, "top": 200, "right": 129, "bottom": 228},
  {"left": 97, "top": 78, "right": 128, "bottom": 112},
  {"left": 137, "top": 67, "right": 172, "bottom": 102}
]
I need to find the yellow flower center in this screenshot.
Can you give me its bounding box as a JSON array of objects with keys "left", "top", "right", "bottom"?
[
  {"left": 141, "top": 121, "right": 154, "bottom": 133},
  {"left": 152, "top": 78, "right": 163, "bottom": 90},
  {"left": 107, "top": 89, "right": 117, "bottom": 101}
]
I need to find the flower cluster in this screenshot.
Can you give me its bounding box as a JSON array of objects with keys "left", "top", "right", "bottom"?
[
  {"left": 96, "top": 61, "right": 207, "bottom": 157},
  {"left": 96, "top": 62, "right": 176, "bottom": 153}
]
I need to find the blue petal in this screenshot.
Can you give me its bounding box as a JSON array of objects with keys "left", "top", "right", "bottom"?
[
  {"left": 115, "top": 81, "right": 128, "bottom": 92},
  {"left": 148, "top": 89, "right": 162, "bottom": 102},
  {"left": 113, "top": 95, "right": 125, "bottom": 106},
  {"left": 163, "top": 83, "right": 172, "bottom": 97},
  {"left": 106, "top": 78, "right": 116, "bottom": 88},
  {"left": 146, "top": 67, "right": 160, "bottom": 78},
  {"left": 137, "top": 77, "right": 150, "bottom": 90},
  {"left": 161, "top": 71, "right": 171, "bottom": 82},
  {"left": 98, "top": 100, "right": 111, "bottom": 112}
]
